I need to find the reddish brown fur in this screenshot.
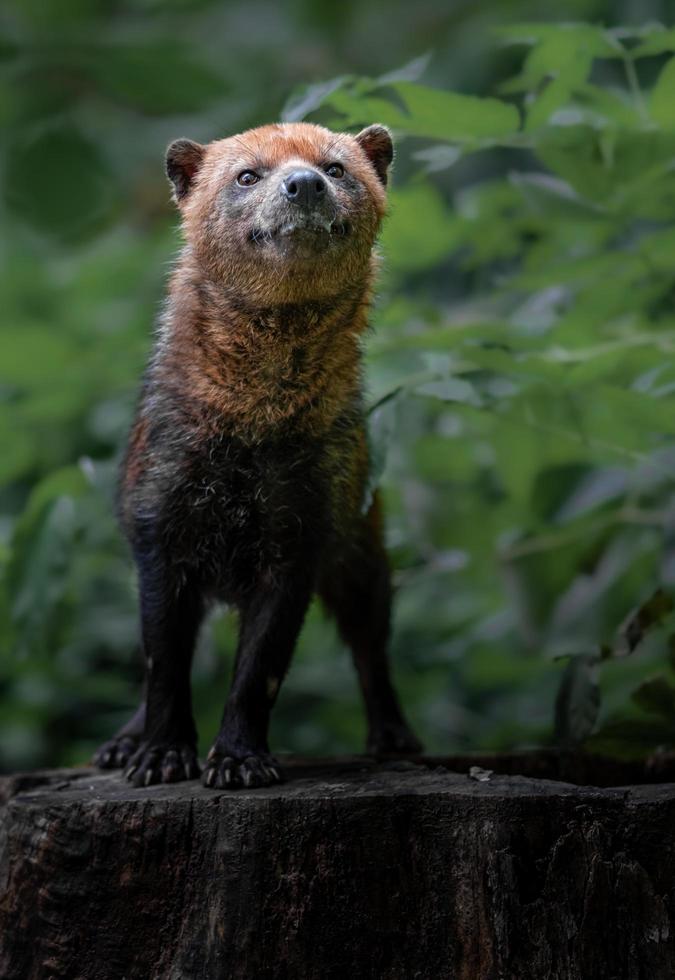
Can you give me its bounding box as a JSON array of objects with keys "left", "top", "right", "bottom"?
[
  {"left": 180, "top": 123, "right": 387, "bottom": 300},
  {"left": 155, "top": 123, "right": 386, "bottom": 441},
  {"left": 155, "top": 267, "right": 369, "bottom": 439}
]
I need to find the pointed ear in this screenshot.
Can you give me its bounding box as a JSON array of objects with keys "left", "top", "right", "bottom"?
[
  {"left": 165, "top": 139, "right": 205, "bottom": 202},
  {"left": 354, "top": 124, "right": 393, "bottom": 186}
]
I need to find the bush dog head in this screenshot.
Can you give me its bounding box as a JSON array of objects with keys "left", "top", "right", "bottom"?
[{"left": 165, "top": 122, "right": 393, "bottom": 304}]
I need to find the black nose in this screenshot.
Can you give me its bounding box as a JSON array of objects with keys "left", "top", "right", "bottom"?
[{"left": 282, "top": 169, "right": 327, "bottom": 207}]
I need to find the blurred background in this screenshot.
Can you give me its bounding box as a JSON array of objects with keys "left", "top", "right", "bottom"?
[{"left": 3, "top": 0, "right": 675, "bottom": 771}]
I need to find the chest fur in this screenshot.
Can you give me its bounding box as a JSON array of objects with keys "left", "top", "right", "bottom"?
[{"left": 157, "top": 286, "right": 367, "bottom": 441}]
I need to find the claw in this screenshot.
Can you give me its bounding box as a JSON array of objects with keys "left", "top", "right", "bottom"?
[
  {"left": 94, "top": 732, "right": 143, "bottom": 772},
  {"left": 121, "top": 741, "right": 198, "bottom": 788},
  {"left": 201, "top": 750, "right": 284, "bottom": 790}
]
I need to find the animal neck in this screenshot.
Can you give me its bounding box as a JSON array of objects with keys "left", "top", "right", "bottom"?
[{"left": 154, "top": 255, "right": 371, "bottom": 438}]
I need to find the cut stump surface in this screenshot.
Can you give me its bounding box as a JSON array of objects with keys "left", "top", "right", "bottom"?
[{"left": 1, "top": 753, "right": 675, "bottom": 980}]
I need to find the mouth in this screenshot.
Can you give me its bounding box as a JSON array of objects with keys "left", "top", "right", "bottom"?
[{"left": 249, "top": 220, "right": 351, "bottom": 246}]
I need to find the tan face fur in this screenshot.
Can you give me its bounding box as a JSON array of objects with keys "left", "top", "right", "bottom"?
[{"left": 165, "top": 122, "right": 393, "bottom": 305}]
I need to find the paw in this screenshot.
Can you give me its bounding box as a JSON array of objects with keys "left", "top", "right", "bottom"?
[
  {"left": 123, "top": 741, "right": 201, "bottom": 787},
  {"left": 367, "top": 722, "right": 423, "bottom": 756},
  {"left": 201, "top": 749, "right": 284, "bottom": 790},
  {"left": 93, "top": 734, "right": 140, "bottom": 770}
]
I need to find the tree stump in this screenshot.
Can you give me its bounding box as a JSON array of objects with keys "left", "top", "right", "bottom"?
[{"left": 2, "top": 754, "right": 675, "bottom": 979}]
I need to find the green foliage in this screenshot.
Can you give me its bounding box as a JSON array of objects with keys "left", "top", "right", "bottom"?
[
  {"left": 3, "top": 3, "right": 675, "bottom": 770},
  {"left": 295, "top": 20, "right": 675, "bottom": 761}
]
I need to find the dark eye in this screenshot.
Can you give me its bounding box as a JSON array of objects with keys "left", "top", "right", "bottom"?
[
  {"left": 237, "top": 171, "right": 260, "bottom": 187},
  {"left": 325, "top": 163, "right": 344, "bottom": 179}
]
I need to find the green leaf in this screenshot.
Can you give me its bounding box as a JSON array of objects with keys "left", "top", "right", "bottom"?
[
  {"left": 412, "top": 144, "right": 462, "bottom": 174},
  {"left": 0, "top": 414, "right": 40, "bottom": 484},
  {"left": 0, "top": 325, "right": 81, "bottom": 386},
  {"left": 364, "top": 396, "right": 399, "bottom": 512},
  {"left": 650, "top": 57, "right": 675, "bottom": 128},
  {"left": 382, "top": 184, "right": 461, "bottom": 272},
  {"left": 10, "top": 496, "right": 80, "bottom": 628},
  {"left": 535, "top": 125, "right": 614, "bottom": 201},
  {"left": 578, "top": 83, "right": 642, "bottom": 127},
  {"left": 15, "top": 465, "right": 90, "bottom": 532},
  {"left": 510, "top": 172, "right": 604, "bottom": 219},
  {"left": 631, "top": 674, "right": 675, "bottom": 721},
  {"left": 587, "top": 716, "right": 675, "bottom": 759},
  {"left": 326, "top": 81, "right": 520, "bottom": 142},
  {"left": 554, "top": 652, "right": 600, "bottom": 746},
  {"left": 392, "top": 81, "right": 521, "bottom": 140},
  {"left": 614, "top": 590, "right": 675, "bottom": 657},
  {"left": 501, "top": 32, "right": 596, "bottom": 113},
  {"left": 496, "top": 23, "right": 623, "bottom": 58},
  {"left": 526, "top": 70, "right": 589, "bottom": 130},
  {"left": 530, "top": 463, "right": 591, "bottom": 522},
  {"left": 282, "top": 75, "right": 351, "bottom": 122},
  {"left": 414, "top": 376, "right": 482, "bottom": 406},
  {"left": 632, "top": 27, "right": 675, "bottom": 58},
  {"left": 378, "top": 52, "right": 432, "bottom": 85}
]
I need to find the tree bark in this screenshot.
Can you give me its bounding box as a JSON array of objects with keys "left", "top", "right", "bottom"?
[{"left": 1, "top": 754, "right": 675, "bottom": 980}]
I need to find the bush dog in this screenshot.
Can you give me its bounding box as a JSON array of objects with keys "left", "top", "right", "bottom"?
[{"left": 94, "top": 121, "right": 421, "bottom": 789}]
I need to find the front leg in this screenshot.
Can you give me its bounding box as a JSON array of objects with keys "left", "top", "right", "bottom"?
[
  {"left": 202, "top": 571, "right": 314, "bottom": 790},
  {"left": 123, "top": 538, "right": 204, "bottom": 787}
]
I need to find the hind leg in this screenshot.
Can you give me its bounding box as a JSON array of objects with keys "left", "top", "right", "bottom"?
[
  {"left": 318, "top": 494, "right": 422, "bottom": 755},
  {"left": 93, "top": 702, "right": 145, "bottom": 770}
]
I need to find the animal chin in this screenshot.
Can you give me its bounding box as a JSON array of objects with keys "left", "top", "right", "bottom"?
[{"left": 249, "top": 220, "right": 351, "bottom": 246}]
